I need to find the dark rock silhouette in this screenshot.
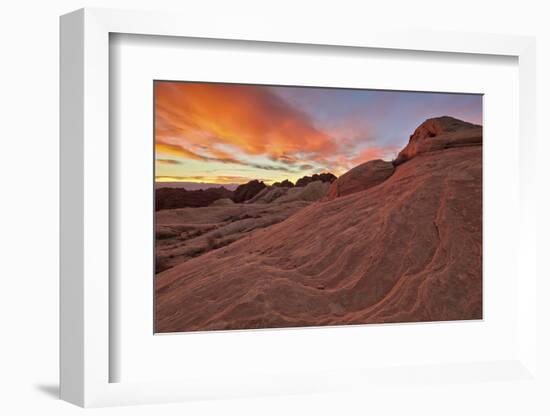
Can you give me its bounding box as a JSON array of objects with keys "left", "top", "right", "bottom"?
[
  {"left": 156, "top": 187, "right": 233, "bottom": 211},
  {"left": 232, "top": 180, "right": 267, "bottom": 203},
  {"left": 273, "top": 179, "right": 294, "bottom": 188},
  {"left": 295, "top": 172, "right": 337, "bottom": 187}
]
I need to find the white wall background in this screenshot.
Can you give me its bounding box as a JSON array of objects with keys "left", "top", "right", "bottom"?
[{"left": 0, "top": 1, "right": 548, "bottom": 415}]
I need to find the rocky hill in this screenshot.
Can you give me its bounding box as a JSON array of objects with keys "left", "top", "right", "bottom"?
[
  {"left": 393, "top": 116, "right": 481, "bottom": 165},
  {"left": 155, "top": 116, "right": 483, "bottom": 332},
  {"left": 232, "top": 180, "right": 267, "bottom": 203},
  {"left": 155, "top": 186, "right": 233, "bottom": 211},
  {"left": 295, "top": 172, "right": 337, "bottom": 187},
  {"left": 325, "top": 159, "right": 395, "bottom": 200}
]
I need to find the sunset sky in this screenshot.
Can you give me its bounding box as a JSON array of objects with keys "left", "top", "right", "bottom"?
[{"left": 155, "top": 81, "right": 482, "bottom": 186}]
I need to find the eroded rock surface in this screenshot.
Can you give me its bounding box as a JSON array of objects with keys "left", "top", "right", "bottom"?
[
  {"left": 155, "top": 117, "right": 483, "bottom": 332},
  {"left": 393, "top": 116, "right": 482, "bottom": 165},
  {"left": 325, "top": 159, "right": 394, "bottom": 200}
]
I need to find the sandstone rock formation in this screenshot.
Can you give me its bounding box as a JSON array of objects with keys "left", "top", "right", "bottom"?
[
  {"left": 246, "top": 186, "right": 289, "bottom": 204},
  {"left": 273, "top": 179, "right": 294, "bottom": 188},
  {"left": 155, "top": 187, "right": 233, "bottom": 211},
  {"left": 325, "top": 159, "right": 394, "bottom": 200},
  {"left": 393, "top": 116, "right": 481, "bottom": 165},
  {"left": 295, "top": 172, "right": 337, "bottom": 187},
  {"left": 155, "top": 116, "right": 483, "bottom": 332},
  {"left": 155, "top": 200, "right": 310, "bottom": 273},
  {"left": 210, "top": 198, "right": 235, "bottom": 206},
  {"left": 274, "top": 181, "right": 330, "bottom": 204},
  {"left": 232, "top": 180, "right": 267, "bottom": 203}
]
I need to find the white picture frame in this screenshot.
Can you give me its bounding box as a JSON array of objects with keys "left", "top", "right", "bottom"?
[{"left": 60, "top": 7, "right": 539, "bottom": 408}]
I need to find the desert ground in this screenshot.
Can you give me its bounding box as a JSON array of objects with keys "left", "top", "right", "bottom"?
[{"left": 155, "top": 116, "right": 482, "bottom": 332}]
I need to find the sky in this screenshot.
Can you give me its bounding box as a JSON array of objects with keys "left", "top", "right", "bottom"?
[{"left": 155, "top": 81, "right": 482, "bottom": 186}]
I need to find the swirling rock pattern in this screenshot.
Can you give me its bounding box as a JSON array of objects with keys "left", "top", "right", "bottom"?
[{"left": 155, "top": 117, "right": 482, "bottom": 332}]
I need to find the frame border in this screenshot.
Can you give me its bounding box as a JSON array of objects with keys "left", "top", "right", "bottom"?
[{"left": 60, "top": 7, "right": 537, "bottom": 407}]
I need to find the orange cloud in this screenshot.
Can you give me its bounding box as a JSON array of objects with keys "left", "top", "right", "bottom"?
[
  {"left": 155, "top": 175, "right": 270, "bottom": 185},
  {"left": 156, "top": 158, "right": 181, "bottom": 165},
  {"left": 156, "top": 142, "right": 208, "bottom": 161},
  {"left": 350, "top": 146, "right": 400, "bottom": 166},
  {"left": 155, "top": 139, "right": 296, "bottom": 172},
  {"left": 155, "top": 82, "right": 337, "bottom": 164}
]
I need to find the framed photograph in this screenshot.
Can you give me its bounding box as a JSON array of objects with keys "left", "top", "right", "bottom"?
[
  {"left": 152, "top": 80, "right": 484, "bottom": 333},
  {"left": 60, "top": 8, "right": 539, "bottom": 408}
]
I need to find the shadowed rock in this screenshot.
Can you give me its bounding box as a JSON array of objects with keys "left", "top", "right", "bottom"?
[
  {"left": 274, "top": 181, "right": 330, "bottom": 204},
  {"left": 210, "top": 198, "right": 235, "bottom": 206},
  {"left": 296, "top": 173, "right": 337, "bottom": 187},
  {"left": 325, "top": 159, "right": 394, "bottom": 200},
  {"left": 247, "top": 186, "right": 289, "bottom": 204},
  {"left": 273, "top": 179, "right": 294, "bottom": 188},
  {"left": 156, "top": 187, "right": 233, "bottom": 211},
  {"left": 248, "top": 181, "right": 331, "bottom": 204},
  {"left": 232, "top": 180, "right": 267, "bottom": 203}
]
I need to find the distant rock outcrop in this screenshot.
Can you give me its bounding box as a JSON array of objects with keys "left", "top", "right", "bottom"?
[
  {"left": 156, "top": 187, "right": 233, "bottom": 211},
  {"left": 247, "top": 181, "right": 331, "bottom": 204},
  {"left": 210, "top": 198, "right": 235, "bottom": 206},
  {"left": 232, "top": 180, "right": 267, "bottom": 203},
  {"left": 273, "top": 179, "right": 294, "bottom": 188},
  {"left": 275, "top": 181, "right": 330, "bottom": 203},
  {"left": 295, "top": 173, "right": 337, "bottom": 187},
  {"left": 247, "top": 186, "right": 289, "bottom": 204},
  {"left": 325, "top": 159, "right": 394, "bottom": 200},
  {"left": 393, "top": 116, "right": 482, "bottom": 165}
]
